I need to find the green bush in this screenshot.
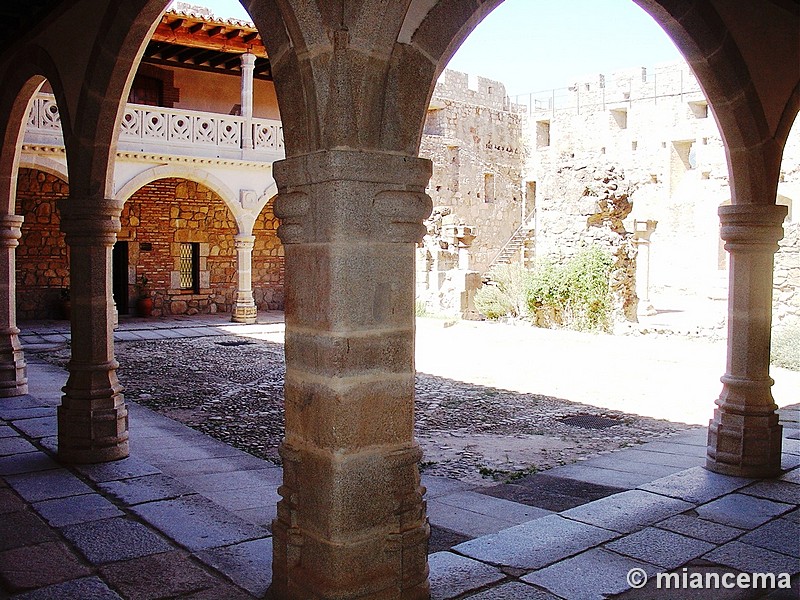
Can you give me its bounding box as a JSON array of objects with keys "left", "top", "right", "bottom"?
[
  {"left": 771, "top": 322, "right": 800, "bottom": 371},
  {"left": 476, "top": 246, "right": 613, "bottom": 332}
]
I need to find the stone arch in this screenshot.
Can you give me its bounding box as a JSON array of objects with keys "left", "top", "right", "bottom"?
[
  {"left": 18, "top": 155, "right": 69, "bottom": 184},
  {"left": 118, "top": 176, "right": 240, "bottom": 316},
  {"left": 0, "top": 48, "right": 70, "bottom": 215}
]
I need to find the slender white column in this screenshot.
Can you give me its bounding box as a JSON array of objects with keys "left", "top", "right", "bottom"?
[
  {"left": 240, "top": 52, "right": 256, "bottom": 151},
  {"left": 0, "top": 214, "right": 27, "bottom": 397},
  {"left": 232, "top": 233, "right": 257, "bottom": 324}
]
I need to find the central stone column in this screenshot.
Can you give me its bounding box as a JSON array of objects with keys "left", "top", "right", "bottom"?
[
  {"left": 231, "top": 233, "right": 257, "bottom": 323},
  {"left": 57, "top": 198, "right": 128, "bottom": 463},
  {"left": 0, "top": 214, "right": 27, "bottom": 397},
  {"left": 707, "top": 203, "right": 788, "bottom": 477},
  {"left": 269, "top": 150, "right": 432, "bottom": 600}
]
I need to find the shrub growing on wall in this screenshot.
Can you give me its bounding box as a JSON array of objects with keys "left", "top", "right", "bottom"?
[{"left": 474, "top": 263, "right": 532, "bottom": 319}]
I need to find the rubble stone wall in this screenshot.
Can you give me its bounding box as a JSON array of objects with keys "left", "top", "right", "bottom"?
[
  {"left": 775, "top": 222, "right": 799, "bottom": 324},
  {"left": 420, "top": 70, "right": 527, "bottom": 273}
]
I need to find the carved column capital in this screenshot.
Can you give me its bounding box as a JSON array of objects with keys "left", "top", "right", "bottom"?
[
  {"left": 0, "top": 214, "right": 24, "bottom": 248},
  {"left": 719, "top": 204, "right": 788, "bottom": 252},
  {"left": 233, "top": 234, "right": 256, "bottom": 250},
  {"left": 273, "top": 149, "right": 433, "bottom": 245},
  {"left": 58, "top": 198, "right": 124, "bottom": 246}
]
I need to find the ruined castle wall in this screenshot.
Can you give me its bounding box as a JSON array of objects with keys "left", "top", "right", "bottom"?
[{"left": 420, "top": 70, "right": 526, "bottom": 273}]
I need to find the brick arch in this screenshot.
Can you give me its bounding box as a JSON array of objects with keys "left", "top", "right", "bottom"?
[{"left": 119, "top": 176, "right": 241, "bottom": 316}]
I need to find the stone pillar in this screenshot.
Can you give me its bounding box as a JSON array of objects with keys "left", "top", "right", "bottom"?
[
  {"left": 633, "top": 219, "right": 658, "bottom": 317},
  {"left": 231, "top": 233, "right": 257, "bottom": 324},
  {"left": 0, "top": 214, "right": 27, "bottom": 397},
  {"left": 707, "top": 203, "right": 788, "bottom": 478},
  {"left": 269, "top": 150, "right": 432, "bottom": 600},
  {"left": 57, "top": 198, "right": 128, "bottom": 463},
  {"left": 240, "top": 52, "right": 256, "bottom": 151}
]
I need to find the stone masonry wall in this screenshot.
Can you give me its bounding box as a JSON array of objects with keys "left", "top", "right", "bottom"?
[
  {"left": 774, "top": 222, "right": 799, "bottom": 324},
  {"left": 15, "top": 169, "right": 69, "bottom": 319},
  {"left": 14, "top": 171, "right": 283, "bottom": 320},
  {"left": 420, "top": 70, "right": 526, "bottom": 273}
]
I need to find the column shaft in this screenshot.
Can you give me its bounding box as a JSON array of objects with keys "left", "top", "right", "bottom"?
[
  {"left": 0, "top": 214, "right": 27, "bottom": 396},
  {"left": 269, "top": 150, "right": 432, "bottom": 599},
  {"left": 232, "top": 234, "right": 257, "bottom": 323},
  {"left": 240, "top": 52, "right": 256, "bottom": 151},
  {"left": 707, "top": 203, "right": 788, "bottom": 477},
  {"left": 57, "top": 198, "right": 128, "bottom": 463}
]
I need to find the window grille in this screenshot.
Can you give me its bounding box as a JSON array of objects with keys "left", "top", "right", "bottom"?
[{"left": 179, "top": 242, "right": 199, "bottom": 292}]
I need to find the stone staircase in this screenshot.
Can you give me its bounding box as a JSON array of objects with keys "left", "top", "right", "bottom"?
[{"left": 489, "top": 213, "right": 536, "bottom": 269}]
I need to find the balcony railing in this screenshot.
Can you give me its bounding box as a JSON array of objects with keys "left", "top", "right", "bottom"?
[{"left": 25, "top": 93, "right": 284, "bottom": 161}]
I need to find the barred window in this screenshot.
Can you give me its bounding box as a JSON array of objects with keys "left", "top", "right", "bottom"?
[{"left": 179, "top": 242, "right": 200, "bottom": 293}]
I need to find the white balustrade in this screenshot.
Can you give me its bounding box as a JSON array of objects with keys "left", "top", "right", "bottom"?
[{"left": 24, "top": 93, "right": 284, "bottom": 161}]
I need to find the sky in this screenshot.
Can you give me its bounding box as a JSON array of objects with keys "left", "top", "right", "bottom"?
[{"left": 175, "top": 0, "right": 684, "bottom": 97}]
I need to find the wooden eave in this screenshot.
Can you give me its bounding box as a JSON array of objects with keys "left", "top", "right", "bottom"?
[{"left": 142, "top": 11, "right": 271, "bottom": 79}]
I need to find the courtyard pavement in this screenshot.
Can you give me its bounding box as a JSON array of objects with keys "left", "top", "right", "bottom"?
[{"left": 2, "top": 314, "right": 799, "bottom": 598}]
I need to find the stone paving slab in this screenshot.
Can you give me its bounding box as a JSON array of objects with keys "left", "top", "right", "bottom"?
[
  {"left": 428, "top": 551, "right": 505, "bottom": 600},
  {"left": 0, "top": 436, "right": 38, "bottom": 456},
  {"left": 98, "top": 550, "right": 222, "bottom": 599},
  {"left": 0, "top": 487, "right": 26, "bottom": 514},
  {"left": 634, "top": 440, "right": 708, "bottom": 457},
  {"left": 0, "top": 451, "right": 58, "bottom": 476},
  {"left": 179, "top": 468, "right": 283, "bottom": 492},
  {"left": 453, "top": 514, "right": 618, "bottom": 570},
  {"left": 61, "top": 517, "right": 174, "bottom": 565},
  {"left": 639, "top": 466, "right": 753, "bottom": 504},
  {"left": 704, "top": 540, "right": 800, "bottom": 575},
  {"left": 138, "top": 441, "right": 248, "bottom": 465},
  {"left": 696, "top": 493, "right": 794, "bottom": 529},
  {"left": 538, "top": 464, "right": 657, "bottom": 489},
  {"left": 655, "top": 513, "right": 744, "bottom": 544},
  {"left": 780, "top": 467, "right": 800, "bottom": 485},
  {"left": 0, "top": 425, "right": 16, "bottom": 438},
  {"left": 521, "top": 548, "right": 660, "bottom": 600},
  {"left": 130, "top": 494, "right": 269, "bottom": 552},
  {"left": 75, "top": 456, "right": 162, "bottom": 483},
  {"left": 741, "top": 480, "right": 800, "bottom": 505},
  {"left": 481, "top": 474, "right": 627, "bottom": 512},
  {"left": 32, "top": 493, "right": 124, "bottom": 527},
  {"left": 154, "top": 454, "right": 273, "bottom": 477},
  {"left": 0, "top": 510, "right": 58, "bottom": 550},
  {"left": 428, "top": 525, "right": 471, "bottom": 554},
  {"left": 605, "top": 526, "right": 715, "bottom": 568},
  {"left": 6, "top": 468, "right": 94, "bottom": 502},
  {"left": 463, "top": 581, "right": 560, "bottom": 599},
  {"left": 435, "top": 490, "right": 552, "bottom": 524},
  {"left": 576, "top": 455, "right": 685, "bottom": 478},
  {"left": 99, "top": 473, "right": 196, "bottom": 506},
  {"left": 195, "top": 537, "right": 273, "bottom": 597},
  {"left": 0, "top": 541, "right": 92, "bottom": 592},
  {"left": 561, "top": 490, "right": 693, "bottom": 534},
  {"left": 593, "top": 447, "right": 703, "bottom": 469},
  {"left": 11, "top": 416, "right": 56, "bottom": 439},
  {"left": 427, "top": 498, "right": 522, "bottom": 538},
  {"left": 12, "top": 575, "right": 123, "bottom": 600},
  {"left": 0, "top": 406, "right": 56, "bottom": 421},
  {"left": 422, "top": 475, "right": 474, "bottom": 499},
  {"left": 739, "top": 518, "right": 800, "bottom": 558},
  {"left": 200, "top": 485, "right": 281, "bottom": 512}
]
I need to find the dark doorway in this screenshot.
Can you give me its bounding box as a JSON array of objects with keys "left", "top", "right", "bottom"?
[{"left": 112, "top": 241, "right": 129, "bottom": 315}]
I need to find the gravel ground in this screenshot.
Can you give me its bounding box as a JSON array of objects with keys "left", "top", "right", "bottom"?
[{"left": 40, "top": 334, "right": 692, "bottom": 485}]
